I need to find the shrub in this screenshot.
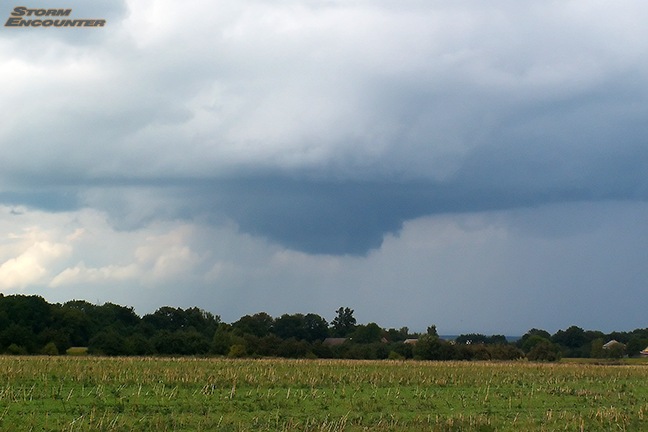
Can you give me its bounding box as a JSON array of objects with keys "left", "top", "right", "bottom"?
[
  {"left": 6, "top": 344, "right": 27, "bottom": 355},
  {"left": 41, "top": 342, "right": 59, "bottom": 356},
  {"left": 66, "top": 347, "right": 89, "bottom": 356},
  {"left": 228, "top": 344, "right": 247, "bottom": 358},
  {"left": 527, "top": 341, "right": 562, "bottom": 362}
]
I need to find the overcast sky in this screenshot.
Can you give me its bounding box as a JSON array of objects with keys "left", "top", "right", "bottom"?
[{"left": 1, "top": 1, "right": 647, "bottom": 335}]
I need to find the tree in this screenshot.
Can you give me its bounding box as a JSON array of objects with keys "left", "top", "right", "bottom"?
[
  {"left": 0, "top": 324, "right": 37, "bottom": 354},
  {"left": 413, "top": 334, "right": 456, "bottom": 360},
  {"left": 182, "top": 307, "right": 220, "bottom": 338},
  {"left": 590, "top": 338, "right": 605, "bottom": 358},
  {"left": 95, "top": 302, "right": 140, "bottom": 331},
  {"left": 89, "top": 329, "right": 128, "bottom": 356},
  {"left": 487, "top": 335, "right": 508, "bottom": 345},
  {"left": 426, "top": 325, "right": 438, "bottom": 337},
  {"left": 626, "top": 337, "right": 647, "bottom": 357},
  {"left": 552, "top": 326, "right": 587, "bottom": 357},
  {"left": 331, "top": 307, "right": 356, "bottom": 337},
  {"left": 303, "top": 313, "right": 329, "bottom": 342},
  {"left": 152, "top": 329, "right": 210, "bottom": 355},
  {"left": 272, "top": 313, "right": 328, "bottom": 343},
  {"left": 456, "top": 333, "right": 488, "bottom": 345},
  {"left": 527, "top": 340, "right": 562, "bottom": 362},
  {"left": 552, "top": 326, "right": 586, "bottom": 348},
  {"left": 142, "top": 307, "right": 187, "bottom": 332},
  {"left": 232, "top": 313, "right": 274, "bottom": 338},
  {"left": 211, "top": 324, "right": 234, "bottom": 355},
  {"left": 522, "top": 335, "right": 552, "bottom": 354},
  {"left": 125, "top": 333, "right": 155, "bottom": 356},
  {"left": 386, "top": 327, "right": 410, "bottom": 343},
  {"left": 351, "top": 323, "right": 383, "bottom": 344},
  {"left": 274, "top": 314, "right": 307, "bottom": 340}
]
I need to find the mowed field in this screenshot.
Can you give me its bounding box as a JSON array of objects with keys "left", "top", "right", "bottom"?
[{"left": 1, "top": 357, "right": 647, "bottom": 431}]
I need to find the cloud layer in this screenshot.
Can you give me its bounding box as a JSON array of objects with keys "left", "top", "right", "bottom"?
[{"left": 1, "top": 1, "right": 647, "bottom": 333}]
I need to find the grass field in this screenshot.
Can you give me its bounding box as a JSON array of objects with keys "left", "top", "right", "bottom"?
[{"left": 1, "top": 356, "right": 647, "bottom": 431}]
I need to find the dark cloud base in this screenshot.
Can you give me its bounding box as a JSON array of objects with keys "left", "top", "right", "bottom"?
[
  {"left": 0, "top": 190, "right": 80, "bottom": 213},
  {"left": 3, "top": 132, "right": 647, "bottom": 256},
  {"left": 191, "top": 170, "right": 648, "bottom": 255}
]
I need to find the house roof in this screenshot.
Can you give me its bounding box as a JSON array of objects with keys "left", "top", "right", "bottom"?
[
  {"left": 323, "top": 338, "right": 347, "bottom": 346},
  {"left": 603, "top": 340, "right": 624, "bottom": 349}
]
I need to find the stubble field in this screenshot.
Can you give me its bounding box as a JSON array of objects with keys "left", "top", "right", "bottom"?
[{"left": 1, "top": 356, "right": 647, "bottom": 431}]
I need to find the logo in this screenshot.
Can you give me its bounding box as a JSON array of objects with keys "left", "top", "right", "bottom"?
[{"left": 5, "top": 6, "right": 106, "bottom": 27}]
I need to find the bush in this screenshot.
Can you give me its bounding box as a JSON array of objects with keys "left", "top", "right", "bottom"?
[
  {"left": 228, "top": 344, "right": 247, "bottom": 358},
  {"left": 6, "top": 344, "right": 27, "bottom": 355},
  {"left": 41, "top": 342, "right": 59, "bottom": 356},
  {"left": 66, "top": 347, "right": 88, "bottom": 356},
  {"left": 388, "top": 351, "right": 405, "bottom": 360},
  {"left": 527, "top": 341, "right": 562, "bottom": 362}
]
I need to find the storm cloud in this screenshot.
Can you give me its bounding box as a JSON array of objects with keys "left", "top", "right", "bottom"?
[{"left": 1, "top": 0, "right": 647, "bottom": 333}]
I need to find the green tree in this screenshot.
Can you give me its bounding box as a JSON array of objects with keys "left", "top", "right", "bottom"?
[
  {"left": 626, "top": 337, "right": 647, "bottom": 357},
  {"left": 58, "top": 300, "right": 98, "bottom": 345},
  {"left": 125, "top": 333, "right": 155, "bottom": 356},
  {"left": 89, "top": 329, "right": 128, "bottom": 356},
  {"left": 211, "top": 324, "right": 233, "bottom": 355},
  {"left": 277, "top": 338, "right": 312, "bottom": 358},
  {"left": 152, "top": 329, "right": 210, "bottom": 355},
  {"left": 303, "top": 313, "right": 329, "bottom": 342},
  {"left": 518, "top": 328, "right": 551, "bottom": 350},
  {"left": 386, "top": 327, "right": 410, "bottom": 343},
  {"left": 527, "top": 340, "right": 562, "bottom": 362},
  {"left": 391, "top": 342, "right": 414, "bottom": 359},
  {"left": 426, "top": 325, "right": 438, "bottom": 337},
  {"left": 456, "top": 333, "right": 488, "bottom": 344},
  {"left": 487, "top": 335, "right": 508, "bottom": 345},
  {"left": 351, "top": 323, "right": 383, "bottom": 344},
  {"left": 232, "top": 313, "right": 274, "bottom": 338},
  {"left": 331, "top": 307, "right": 356, "bottom": 337},
  {"left": 521, "top": 335, "right": 552, "bottom": 353},
  {"left": 590, "top": 338, "right": 605, "bottom": 358},
  {"left": 488, "top": 344, "right": 524, "bottom": 360},
  {"left": 413, "top": 334, "right": 456, "bottom": 360},
  {"left": 0, "top": 324, "right": 37, "bottom": 354},
  {"left": 552, "top": 326, "right": 586, "bottom": 356},
  {"left": 274, "top": 314, "right": 307, "bottom": 340},
  {"left": 95, "top": 302, "right": 140, "bottom": 332}
]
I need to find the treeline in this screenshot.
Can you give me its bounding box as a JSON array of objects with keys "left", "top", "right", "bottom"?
[{"left": 0, "top": 294, "right": 645, "bottom": 361}]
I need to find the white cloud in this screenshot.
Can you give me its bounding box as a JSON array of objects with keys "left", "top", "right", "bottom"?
[
  {"left": 50, "top": 262, "right": 139, "bottom": 287},
  {"left": 134, "top": 226, "right": 203, "bottom": 281},
  {"left": 0, "top": 225, "right": 72, "bottom": 291}
]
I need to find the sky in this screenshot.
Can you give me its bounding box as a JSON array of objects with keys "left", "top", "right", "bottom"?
[{"left": 1, "top": 0, "right": 647, "bottom": 335}]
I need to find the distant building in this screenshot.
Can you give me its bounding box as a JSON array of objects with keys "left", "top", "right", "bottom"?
[
  {"left": 603, "top": 340, "right": 624, "bottom": 350},
  {"left": 322, "top": 338, "right": 347, "bottom": 346}
]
